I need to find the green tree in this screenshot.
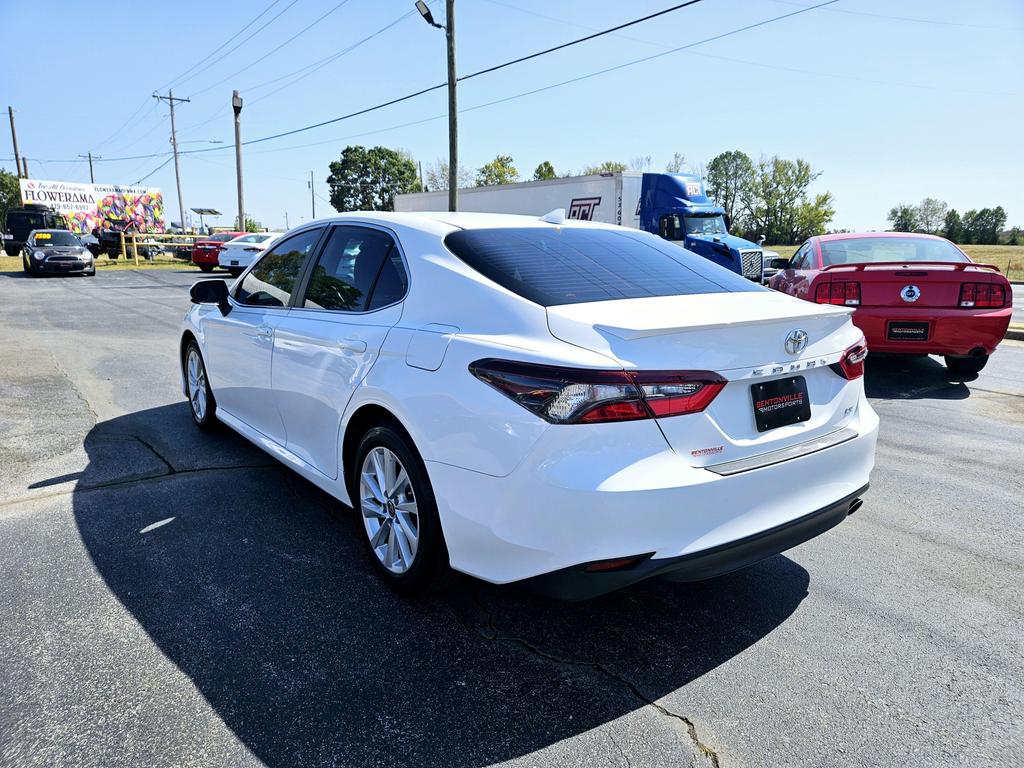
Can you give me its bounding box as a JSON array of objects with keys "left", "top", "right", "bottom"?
[
  {"left": 742, "top": 156, "right": 830, "bottom": 243},
  {"left": 0, "top": 168, "right": 21, "bottom": 227},
  {"left": 706, "top": 150, "right": 755, "bottom": 232},
  {"left": 582, "top": 160, "right": 627, "bottom": 175},
  {"left": 244, "top": 216, "right": 261, "bottom": 233},
  {"left": 943, "top": 209, "right": 962, "bottom": 242},
  {"left": 1008, "top": 226, "right": 1021, "bottom": 246},
  {"left": 327, "top": 145, "right": 420, "bottom": 212},
  {"left": 665, "top": 152, "right": 687, "bottom": 173},
  {"left": 476, "top": 155, "right": 519, "bottom": 186},
  {"left": 887, "top": 204, "right": 919, "bottom": 232},
  {"left": 533, "top": 161, "right": 557, "bottom": 181},
  {"left": 916, "top": 197, "right": 948, "bottom": 233}
]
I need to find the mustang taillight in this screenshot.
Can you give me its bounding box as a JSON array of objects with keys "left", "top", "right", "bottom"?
[
  {"left": 468, "top": 359, "right": 726, "bottom": 424},
  {"left": 815, "top": 281, "right": 861, "bottom": 306},
  {"left": 830, "top": 341, "right": 868, "bottom": 380},
  {"left": 958, "top": 282, "right": 1005, "bottom": 308}
]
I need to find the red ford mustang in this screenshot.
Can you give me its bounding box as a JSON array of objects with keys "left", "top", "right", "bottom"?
[
  {"left": 190, "top": 231, "right": 246, "bottom": 272},
  {"left": 769, "top": 233, "right": 1012, "bottom": 375}
]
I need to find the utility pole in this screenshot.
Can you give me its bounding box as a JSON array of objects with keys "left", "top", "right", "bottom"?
[
  {"left": 309, "top": 170, "right": 315, "bottom": 220},
  {"left": 232, "top": 91, "right": 245, "bottom": 231},
  {"left": 416, "top": 0, "right": 458, "bottom": 211},
  {"left": 284, "top": 211, "right": 289, "bottom": 229},
  {"left": 8, "top": 106, "right": 23, "bottom": 178},
  {"left": 153, "top": 90, "right": 190, "bottom": 231},
  {"left": 21, "top": 157, "right": 28, "bottom": 179},
  {"left": 78, "top": 152, "right": 100, "bottom": 183}
]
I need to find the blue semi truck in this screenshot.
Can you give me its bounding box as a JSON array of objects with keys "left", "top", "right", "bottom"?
[{"left": 395, "top": 171, "right": 773, "bottom": 282}]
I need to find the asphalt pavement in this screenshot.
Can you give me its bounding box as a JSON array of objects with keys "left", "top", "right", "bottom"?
[{"left": 1, "top": 267, "right": 1021, "bottom": 767}]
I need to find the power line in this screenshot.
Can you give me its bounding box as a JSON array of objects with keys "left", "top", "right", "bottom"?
[
  {"left": 134, "top": 155, "right": 174, "bottom": 185},
  {"left": 189, "top": 0, "right": 355, "bottom": 98},
  {"left": 161, "top": 0, "right": 286, "bottom": 90},
  {"left": 770, "top": 0, "right": 1023, "bottom": 31},
  {"left": 82, "top": 0, "right": 836, "bottom": 164},
  {"left": 173, "top": 0, "right": 301, "bottom": 91}
]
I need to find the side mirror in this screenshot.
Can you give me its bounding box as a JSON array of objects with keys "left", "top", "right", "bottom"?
[
  {"left": 190, "top": 279, "right": 229, "bottom": 307},
  {"left": 768, "top": 257, "right": 791, "bottom": 271}
]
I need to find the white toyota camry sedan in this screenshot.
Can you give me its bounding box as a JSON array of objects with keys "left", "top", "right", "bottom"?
[{"left": 181, "top": 212, "right": 878, "bottom": 599}]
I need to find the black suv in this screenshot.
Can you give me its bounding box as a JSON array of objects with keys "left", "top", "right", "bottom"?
[{"left": 3, "top": 204, "right": 69, "bottom": 256}]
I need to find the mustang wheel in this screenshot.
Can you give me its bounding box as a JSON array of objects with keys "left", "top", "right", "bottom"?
[
  {"left": 185, "top": 341, "right": 217, "bottom": 429},
  {"left": 354, "top": 425, "right": 449, "bottom": 592}
]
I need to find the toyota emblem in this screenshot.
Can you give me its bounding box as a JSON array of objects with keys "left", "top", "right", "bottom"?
[
  {"left": 900, "top": 284, "right": 921, "bottom": 303},
  {"left": 785, "top": 329, "right": 809, "bottom": 355}
]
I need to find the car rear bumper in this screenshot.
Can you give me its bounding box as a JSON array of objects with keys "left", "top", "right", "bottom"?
[
  {"left": 852, "top": 306, "right": 1012, "bottom": 355},
  {"left": 523, "top": 484, "right": 868, "bottom": 600},
  {"left": 427, "top": 398, "right": 878, "bottom": 597}
]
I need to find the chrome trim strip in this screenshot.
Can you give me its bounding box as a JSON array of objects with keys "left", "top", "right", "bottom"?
[{"left": 705, "top": 428, "right": 858, "bottom": 476}]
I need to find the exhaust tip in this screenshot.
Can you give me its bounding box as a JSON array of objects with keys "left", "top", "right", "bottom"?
[{"left": 848, "top": 498, "right": 863, "bottom": 516}]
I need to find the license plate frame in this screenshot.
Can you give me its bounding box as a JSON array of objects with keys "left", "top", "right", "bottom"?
[
  {"left": 750, "top": 376, "right": 811, "bottom": 433},
  {"left": 886, "top": 321, "right": 929, "bottom": 342}
]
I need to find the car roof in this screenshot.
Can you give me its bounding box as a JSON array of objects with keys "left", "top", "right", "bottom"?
[
  {"left": 815, "top": 231, "right": 949, "bottom": 243},
  {"left": 303, "top": 210, "right": 619, "bottom": 235},
  {"left": 31, "top": 229, "right": 76, "bottom": 235}
]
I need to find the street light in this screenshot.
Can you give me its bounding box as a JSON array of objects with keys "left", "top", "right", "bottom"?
[{"left": 416, "top": 0, "right": 457, "bottom": 212}]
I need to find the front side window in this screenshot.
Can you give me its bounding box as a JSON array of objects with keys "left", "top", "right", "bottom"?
[
  {"left": 302, "top": 226, "right": 407, "bottom": 312},
  {"left": 445, "top": 227, "right": 763, "bottom": 307},
  {"left": 236, "top": 228, "right": 322, "bottom": 307}
]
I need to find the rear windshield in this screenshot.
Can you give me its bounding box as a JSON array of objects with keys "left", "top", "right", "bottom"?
[
  {"left": 444, "top": 227, "right": 763, "bottom": 307},
  {"left": 820, "top": 237, "right": 969, "bottom": 266},
  {"left": 210, "top": 232, "right": 239, "bottom": 242}
]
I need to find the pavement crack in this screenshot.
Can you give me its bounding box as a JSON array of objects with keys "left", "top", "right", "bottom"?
[
  {"left": 461, "top": 591, "right": 722, "bottom": 767},
  {"left": 608, "top": 732, "right": 632, "bottom": 768},
  {"left": 47, "top": 350, "right": 99, "bottom": 423}
]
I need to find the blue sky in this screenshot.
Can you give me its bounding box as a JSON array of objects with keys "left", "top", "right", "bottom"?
[{"left": 4, "top": 0, "right": 1022, "bottom": 232}]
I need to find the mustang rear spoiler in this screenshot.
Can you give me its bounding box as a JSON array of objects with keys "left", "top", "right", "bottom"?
[{"left": 821, "top": 261, "right": 1002, "bottom": 273}]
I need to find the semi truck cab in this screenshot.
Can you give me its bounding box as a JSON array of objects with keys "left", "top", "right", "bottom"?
[{"left": 639, "top": 173, "right": 765, "bottom": 281}]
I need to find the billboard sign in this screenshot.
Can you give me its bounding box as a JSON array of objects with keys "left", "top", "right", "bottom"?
[{"left": 18, "top": 178, "right": 166, "bottom": 234}]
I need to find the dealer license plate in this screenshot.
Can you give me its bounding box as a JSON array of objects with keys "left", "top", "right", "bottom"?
[{"left": 750, "top": 376, "right": 811, "bottom": 432}]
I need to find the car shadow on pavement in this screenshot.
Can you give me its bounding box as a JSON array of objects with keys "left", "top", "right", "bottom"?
[
  {"left": 864, "top": 354, "right": 975, "bottom": 400},
  {"left": 72, "top": 403, "right": 811, "bottom": 768}
]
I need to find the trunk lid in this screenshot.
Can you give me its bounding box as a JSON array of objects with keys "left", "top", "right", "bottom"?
[
  {"left": 822, "top": 262, "right": 1001, "bottom": 308},
  {"left": 546, "top": 291, "right": 862, "bottom": 466}
]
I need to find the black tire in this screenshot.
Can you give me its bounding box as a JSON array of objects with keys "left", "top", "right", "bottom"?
[
  {"left": 351, "top": 424, "right": 451, "bottom": 594},
  {"left": 944, "top": 354, "right": 988, "bottom": 376},
  {"left": 198, "top": 264, "right": 214, "bottom": 273},
  {"left": 184, "top": 340, "right": 218, "bottom": 430},
  {"left": 5, "top": 247, "right": 18, "bottom": 257},
  {"left": 228, "top": 267, "right": 243, "bottom": 278}
]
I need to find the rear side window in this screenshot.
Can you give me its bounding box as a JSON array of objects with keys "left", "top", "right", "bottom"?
[
  {"left": 303, "top": 226, "right": 407, "bottom": 312},
  {"left": 236, "top": 228, "right": 322, "bottom": 307},
  {"left": 444, "top": 227, "right": 763, "bottom": 307},
  {"left": 820, "top": 237, "right": 970, "bottom": 266}
]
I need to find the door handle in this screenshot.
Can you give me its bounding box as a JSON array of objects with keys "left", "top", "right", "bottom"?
[
  {"left": 338, "top": 337, "right": 367, "bottom": 353},
  {"left": 244, "top": 324, "right": 274, "bottom": 343}
]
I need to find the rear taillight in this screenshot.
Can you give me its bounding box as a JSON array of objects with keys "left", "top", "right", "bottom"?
[
  {"left": 830, "top": 341, "right": 868, "bottom": 380},
  {"left": 815, "top": 281, "right": 861, "bottom": 306},
  {"left": 243, "top": 246, "right": 260, "bottom": 252},
  {"left": 469, "top": 359, "right": 726, "bottom": 424},
  {"left": 959, "top": 282, "right": 1005, "bottom": 308}
]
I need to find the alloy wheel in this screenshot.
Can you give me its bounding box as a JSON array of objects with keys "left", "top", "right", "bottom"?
[
  {"left": 186, "top": 348, "right": 207, "bottom": 421},
  {"left": 359, "top": 446, "right": 419, "bottom": 574}
]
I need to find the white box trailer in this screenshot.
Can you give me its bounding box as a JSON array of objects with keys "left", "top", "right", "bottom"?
[
  {"left": 395, "top": 171, "right": 768, "bottom": 280},
  {"left": 396, "top": 172, "right": 643, "bottom": 228}
]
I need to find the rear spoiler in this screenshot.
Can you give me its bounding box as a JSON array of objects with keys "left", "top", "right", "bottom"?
[{"left": 821, "top": 261, "right": 1002, "bottom": 273}]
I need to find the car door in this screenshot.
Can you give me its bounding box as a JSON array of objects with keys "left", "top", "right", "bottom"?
[
  {"left": 202, "top": 227, "right": 325, "bottom": 444},
  {"left": 272, "top": 224, "right": 409, "bottom": 479},
  {"left": 775, "top": 241, "right": 813, "bottom": 298}
]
